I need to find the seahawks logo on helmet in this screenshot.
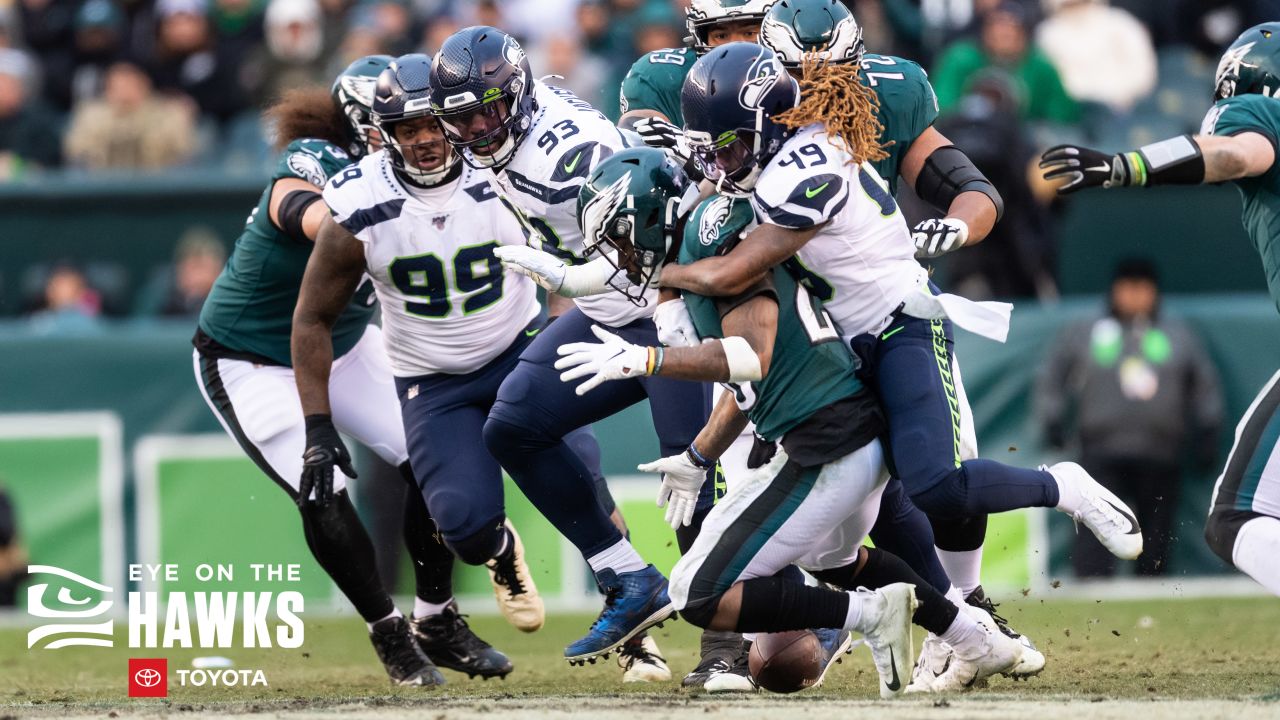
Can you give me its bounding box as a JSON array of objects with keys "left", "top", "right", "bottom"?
[
  {"left": 698, "top": 195, "right": 733, "bottom": 246},
  {"left": 1216, "top": 41, "right": 1258, "bottom": 99},
  {"left": 581, "top": 171, "right": 633, "bottom": 255},
  {"left": 739, "top": 55, "right": 782, "bottom": 110},
  {"left": 502, "top": 34, "right": 526, "bottom": 69}
]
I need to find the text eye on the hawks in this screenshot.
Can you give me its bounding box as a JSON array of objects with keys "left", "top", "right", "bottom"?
[{"left": 286, "top": 152, "right": 328, "bottom": 187}]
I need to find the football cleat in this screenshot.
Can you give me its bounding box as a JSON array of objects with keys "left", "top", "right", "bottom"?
[
  {"left": 1047, "top": 462, "right": 1143, "bottom": 560},
  {"left": 410, "top": 600, "right": 513, "bottom": 680},
  {"left": 922, "top": 606, "right": 1022, "bottom": 693},
  {"left": 703, "top": 640, "right": 757, "bottom": 693},
  {"left": 682, "top": 630, "right": 745, "bottom": 689},
  {"left": 618, "top": 634, "right": 672, "bottom": 683},
  {"left": 485, "top": 520, "right": 545, "bottom": 633},
  {"left": 857, "top": 583, "right": 917, "bottom": 699},
  {"left": 368, "top": 616, "right": 446, "bottom": 687},
  {"left": 965, "top": 585, "right": 1045, "bottom": 678},
  {"left": 810, "top": 628, "right": 854, "bottom": 689},
  {"left": 565, "top": 565, "right": 676, "bottom": 664},
  {"left": 906, "top": 632, "right": 950, "bottom": 693}
]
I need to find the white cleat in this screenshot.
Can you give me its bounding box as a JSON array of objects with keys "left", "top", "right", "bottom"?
[
  {"left": 1008, "top": 633, "right": 1046, "bottom": 679},
  {"left": 618, "top": 635, "right": 672, "bottom": 683},
  {"left": 929, "top": 606, "right": 1022, "bottom": 692},
  {"left": 858, "top": 582, "right": 917, "bottom": 699},
  {"left": 1047, "top": 462, "right": 1144, "bottom": 560},
  {"left": 906, "top": 632, "right": 950, "bottom": 693},
  {"left": 485, "top": 520, "right": 545, "bottom": 633}
]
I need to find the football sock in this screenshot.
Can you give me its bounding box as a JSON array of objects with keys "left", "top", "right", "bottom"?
[
  {"left": 945, "top": 584, "right": 965, "bottom": 606},
  {"left": 399, "top": 468, "right": 455, "bottom": 604},
  {"left": 298, "top": 491, "right": 395, "bottom": 623},
  {"left": 1052, "top": 467, "right": 1085, "bottom": 514},
  {"left": 484, "top": 417, "right": 623, "bottom": 557},
  {"left": 868, "top": 478, "right": 952, "bottom": 593},
  {"left": 812, "top": 548, "right": 959, "bottom": 635},
  {"left": 367, "top": 607, "right": 404, "bottom": 631},
  {"left": 414, "top": 596, "right": 454, "bottom": 618},
  {"left": 935, "top": 548, "right": 984, "bottom": 597},
  {"left": 586, "top": 538, "right": 647, "bottom": 574},
  {"left": 736, "top": 576, "right": 850, "bottom": 632},
  {"left": 938, "top": 609, "right": 984, "bottom": 657},
  {"left": 1233, "top": 516, "right": 1280, "bottom": 596}
]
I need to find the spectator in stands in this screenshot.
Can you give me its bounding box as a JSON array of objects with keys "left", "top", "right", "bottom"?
[
  {"left": 0, "top": 482, "right": 28, "bottom": 607},
  {"left": 1035, "top": 258, "right": 1223, "bottom": 578},
  {"left": 148, "top": 227, "right": 226, "bottom": 317},
  {"left": 0, "top": 48, "right": 62, "bottom": 176},
  {"left": 528, "top": 34, "right": 610, "bottom": 111},
  {"left": 64, "top": 61, "right": 196, "bottom": 170},
  {"left": 244, "top": 0, "right": 328, "bottom": 107},
  {"left": 147, "top": 0, "right": 249, "bottom": 125},
  {"left": 27, "top": 263, "right": 103, "bottom": 334},
  {"left": 931, "top": 0, "right": 1079, "bottom": 124},
  {"left": 15, "top": 0, "right": 76, "bottom": 106},
  {"left": 62, "top": 0, "right": 127, "bottom": 111},
  {"left": 211, "top": 0, "right": 267, "bottom": 61},
  {"left": 1037, "top": 0, "right": 1156, "bottom": 114}
]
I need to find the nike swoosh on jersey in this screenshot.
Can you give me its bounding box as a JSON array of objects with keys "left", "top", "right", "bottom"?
[
  {"left": 525, "top": 328, "right": 541, "bottom": 337},
  {"left": 885, "top": 646, "right": 902, "bottom": 691},
  {"left": 805, "top": 182, "right": 830, "bottom": 199},
  {"left": 881, "top": 326, "right": 905, "bottom": 341},
  {"left": 563, "top": 152, "right": 583, "bottom": 174}
]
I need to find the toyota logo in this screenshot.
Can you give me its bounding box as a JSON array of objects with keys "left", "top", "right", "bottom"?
[{"left": 134, "top": 668, "right": 162, "bottom": 687}]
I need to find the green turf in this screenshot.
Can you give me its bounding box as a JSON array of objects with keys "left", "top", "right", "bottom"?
[{"left": 4, "top": 595, "right": 1279, "bottom": 711}]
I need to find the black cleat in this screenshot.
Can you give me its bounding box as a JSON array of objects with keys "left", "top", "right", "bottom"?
[
  {"left": 411, "top": 600, "right": 514, "bottom": 680},
  {"left": 369, "top": 616, "right": 446, "bottom": 687},
  {"left": 682, "top": 630, "right": 746, "bottom": 690}
]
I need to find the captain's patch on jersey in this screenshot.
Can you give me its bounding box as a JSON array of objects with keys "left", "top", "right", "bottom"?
[{"left": 286, "top": 152, "right": 328, "bottom": 187}]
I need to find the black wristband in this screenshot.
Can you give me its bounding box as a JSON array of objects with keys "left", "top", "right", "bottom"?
[{"left": 304, "top": 413, "right": 333, "bottom": 433}]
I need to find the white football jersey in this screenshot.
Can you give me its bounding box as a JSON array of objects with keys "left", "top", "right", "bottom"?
[
  {"left": 488, "top": 81, "right": 651, "bottom": 327},
  {"left": 324, "top": 151, "right": 540, "bottom": 376},
  {"left": 751, "top": 123, "right": 927, "bottom": 339}
]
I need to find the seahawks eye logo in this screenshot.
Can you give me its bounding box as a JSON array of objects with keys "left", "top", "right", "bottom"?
[
  {"left": 739, "top": 55, "right": 782, "bottom": 110},
  {"left": 582, "top": 171, "right": 633, "bottom": 255},
  {"left": 502, "top": 35, "right": 526, "bottom": 68},
  {"left": 699, "top": 196, "right": 733, "bottom": 246}
]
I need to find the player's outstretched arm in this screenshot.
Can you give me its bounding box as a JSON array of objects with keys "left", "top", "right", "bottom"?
[
  {"left": 292, "top": 215, "right": 367, "bottom": 417},
  {"left": 554, "top": 293, "right": 778, "bottom": 394},
  {"left": 659, "top": 222, "right": 821, "bottom": 297},
  {"left": 1040, "top": 132, "right": 1276, "bottom": 194},
  {"left": 267, "top": 177, "right": 331, "bottom": 243},
  {"left": 900, "top": 126, "right": 1002, "bottom": 257}
]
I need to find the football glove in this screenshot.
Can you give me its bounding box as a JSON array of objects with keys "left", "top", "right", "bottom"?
[
  {"left": 1039, "top": 144, "right": 1139, "bottom": 194},
  {"left": 555, "top": 324, "right": 653, "bottom": 395},
  {"left": 493, "top": 245, "right": 566, "bottom": 293},
  {"left": 633, "top": 116, "right": 682, "bottom": 149},
  {"left": 653, "top": 297, "right": 699, "bottom": 348},
  {"left": 639, "top": 450, "right": 708, "bottom": 530},
  {"left": 298, "top": 414, "right": 357, "bottom": 507},
  {"left": 912, "top": 217, "right": 970, "bottom": 258}
]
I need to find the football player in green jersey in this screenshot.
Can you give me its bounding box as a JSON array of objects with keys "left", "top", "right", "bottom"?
[
  {"left": 1040, "top": 23, "right": 1280, "bottom": 598},
  {"left": 193, "top": 56, "right": 516, "bottom": 685},
  {"left": 619, "top": 0, "right": 1002, "bottom": 259},
  {"left": 554, "top": 148, "right": 1026, "bottom": 697}
]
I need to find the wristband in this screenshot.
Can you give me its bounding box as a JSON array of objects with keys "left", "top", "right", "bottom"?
[{"left": 686, "top": 443, "right": 714, "bottom": 469}]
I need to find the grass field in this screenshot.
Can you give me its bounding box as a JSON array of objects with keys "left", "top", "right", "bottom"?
[{"left": 4, "top": 595, "right": 1279, "bottom": 719}]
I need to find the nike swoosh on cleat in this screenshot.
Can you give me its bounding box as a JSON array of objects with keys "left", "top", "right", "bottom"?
[
  {"left": 805, "top": 182, "right": 830, "bottom": 199},
  {"left": 962, "top": 667, "right": 981, "bottom": 688},
  {"left": 885, "top": 646, "right": 902, "bottom": 691},
  {"left": 563, "top": 152, "right": 583, "bottom": 174},
  {"left": 931, "top": 655, "right": 951, "bottom": 678},
  {"left": 1102, "top": 499, "right": 1141, "bottom": 534}
]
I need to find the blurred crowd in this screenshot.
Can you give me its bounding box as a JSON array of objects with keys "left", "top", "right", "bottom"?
[{"left": 5, "top": 0, "right": 1278, "bottom": 321}]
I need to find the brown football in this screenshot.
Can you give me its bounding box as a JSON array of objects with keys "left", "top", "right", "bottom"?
[{"left": 748, "top": 630, "right": 824, "bottom": 693}]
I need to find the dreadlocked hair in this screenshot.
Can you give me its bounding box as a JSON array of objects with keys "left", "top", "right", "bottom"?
[
  {"left": 774, "top": 55, "right": 889, "bottom": 165},
  {"left": 264, "top": 87, "right": 351, "bottom": 152}
]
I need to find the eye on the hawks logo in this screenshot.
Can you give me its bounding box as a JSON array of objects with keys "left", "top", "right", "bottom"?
[
  {"left": 432, "top": 215, "right": 447, "bottom": 230},
  {"left": 129, "top": 658, "right": 168, "bottom": 698}
]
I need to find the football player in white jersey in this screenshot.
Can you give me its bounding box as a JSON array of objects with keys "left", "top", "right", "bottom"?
[
  {"left": 426, "top": 27, "right": 709, "bottom": 669},
  {"left": 655, "top": 43, "right": 1147, "bottom": 688},
  {"left": 291, "top": 53, "right": 564, "bottom": 670}
]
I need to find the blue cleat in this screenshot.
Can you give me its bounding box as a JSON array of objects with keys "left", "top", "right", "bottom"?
[
  {"left": 811, "top": 627, "right": 855, "bottom": 689},
  {"left": 565, "top": 565, "right": 676, "bottom": 665}
]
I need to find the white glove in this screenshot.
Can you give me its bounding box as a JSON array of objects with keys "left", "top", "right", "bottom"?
[
  {"left": 653, "top": 298, "right": 698, "bottom": 348},
  {"left": 912, "top": 217, "right": 970, "bottom": 258},
  {"left": 639, "top": 450, "right": 708, "bottom": 529},
  {"left": 493, "top": 245, "right": 566, "bottom": 293},
  {"left": 633, "top": 116, "right": 682, "bottom": 149},
  {"left": 554, "top": 324, "right": 652, "bottom": 395}
]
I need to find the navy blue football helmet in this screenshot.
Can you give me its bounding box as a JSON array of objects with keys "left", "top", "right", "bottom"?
[
  {"left": 681, "top": 42, "right": 798, "bottom": 196},
  {"left": 427, "top": 26, "right": 536, "bottom": 170},
  {"left": 371, "top": 53, "right": 460, "bottom": 186}
]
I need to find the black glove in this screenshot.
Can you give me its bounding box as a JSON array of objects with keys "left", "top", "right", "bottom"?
[
  {"left": 298, "top": 414, "right": 357, "bottom": 507},
  {"left": 1039, "top": 144, "right": 1139, "bottom": 195}
]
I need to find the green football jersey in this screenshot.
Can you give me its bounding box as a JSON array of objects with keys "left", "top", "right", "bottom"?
[
  {"left": 198, "top": 139, "right": 376, "bottom": 366},
  {"left": 679, "top": 195, "right": 865, "bottom": 441},
  {"left": 1203, "top": 93, "right": 1280, "bottom": 313},
  {"left": 619, "top": 50, "right": 937, "bottom": 195}
]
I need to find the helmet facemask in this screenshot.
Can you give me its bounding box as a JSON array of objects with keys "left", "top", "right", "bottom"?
[
  {"left": 377, "top": 112, "right": 461, "bottom": 186},
  {"left": 580, "top": 172, "right": 680, "bottom": 306},
  {"left": 686, "top": 0, "right": 774, "bottom": 54},
  {"left": 688, "top": 128, "right": 773, "bottom": 197}
]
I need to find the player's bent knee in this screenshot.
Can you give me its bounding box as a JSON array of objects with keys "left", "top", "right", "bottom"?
[
  {"left": 446, "top": 517, "right": 507, "bottom": 565},
  {"left": 908, "top": 471, "right": 969, "bottom": 516},
  {"left": 1205, "top": 511, "right": 1241, "bottom": 566},
  {"left": 678, "top": 592, "right": 723, "bottom": 629}
]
